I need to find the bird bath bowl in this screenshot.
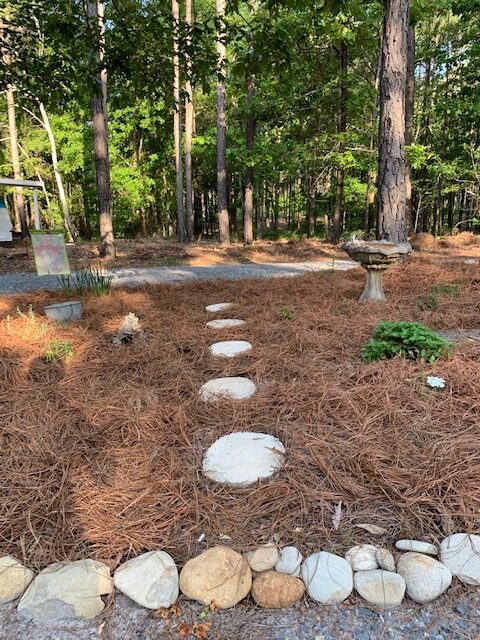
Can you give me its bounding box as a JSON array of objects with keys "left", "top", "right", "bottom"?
[{"left": 342, "top": 240, "right": 412, "bottom": 302}]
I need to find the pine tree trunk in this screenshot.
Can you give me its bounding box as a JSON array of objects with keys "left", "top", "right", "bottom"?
[
  {"left": 172, "top": 0, "right": 185, "bottom": 242},
  {"left": 243, "top": 75, "right": 255, "bottom": 245},
  {"left": 6, "top": 86, "right": 27, "bottom": 237},
  {"left": 184, "top": 0, "right": 194, "bottom": 242},
  {"left": 88, "top": 0, "right": 115, "bottom": 258},
  {"left": 216, "top": 0, "right": 230, "bottom": 245},
  {"left": 405, "top": 22, "right": 415, "bottom": 230},
  {"left": 331, "top": 40, "right": 347, "bottom": 243},
  {"left": 377, "top": 0, "right": 409, "bottom": 243}
]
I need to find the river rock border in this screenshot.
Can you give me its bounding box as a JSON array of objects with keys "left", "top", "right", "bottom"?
[{"left": 2, "top": 533, "right": 480, "bottom": 619}]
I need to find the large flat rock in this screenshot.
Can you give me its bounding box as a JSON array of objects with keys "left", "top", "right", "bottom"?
[
  {"left": 208, "top": 340, "right": 252, "bottom": 358},
  {"left": 206, "top": 319, "right": 245, "bottom": 329},
  {"left": 199, "top": 377, "right": 256, "bottom": 401}
]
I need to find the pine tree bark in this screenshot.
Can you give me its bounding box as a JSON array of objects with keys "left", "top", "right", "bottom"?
[
  {"left": 243, "top": 74, "right": 255, "bottom": 244},
  {"left": 216, "top": 0, "right": 230, "bottom": 245},
  {"left": 88, "top": 0, "right": 115, "bottom": 258},
  {"left": 6, "top": 86, "right": 27, "bottom": 237},
  {"left": 377, "top": 0, "right": 409, "bottom": 243},
  {"left": 172, "top": 0, "right": 185, "bottom": 242},
  {"left": 184, "top": 0, "right": 194, "bottom": 242},
  {"left": 405, "top": 22, "right": 415, "bottom": 230},
  {"left": 331, "top": 40, "right": 347, "bottom": 244}
]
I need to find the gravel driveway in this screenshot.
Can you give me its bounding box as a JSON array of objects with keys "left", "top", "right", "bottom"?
[{"left": 0, "top": 259, "right": 357, "bottom": 294}]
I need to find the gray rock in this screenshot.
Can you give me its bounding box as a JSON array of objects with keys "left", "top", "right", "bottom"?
[
  {"left": 345, "top": 545, "right": 378, "bottom": 571},
  {"left": 376, "top": 548, "right": 396, "bottom": 572},
  {"left": 199, "top": 377, "right": 256, "bottom": 402},
  {"left": 275, "top": 546, "right": 302, "bottom": 577},
  {"left": 395, "top": 539, "right": 437, "bottom": 555},
  {"left": 208, "top": 340, "right": 252, "bottom": 358},
  {"left": 397, "top": 552, "right": 452, "bottom": 603},
  {"left": 114, "top": 551, "right": 179, "bottom": 609},
  {"left": 17, "top": 559, "right": 113, "bottom": 620},
  {"left": 354, "top": 570, "right": 405, "bottom": 607},
  {"left": 0, "top": 556, "right": 34, "bottom": 604},
  {"left": 301, "top": 551, "right": 353, "bottom": 604},
  {"left": 206, "top": 318, "right": 245, "bottom": 329},
  {"left": 440, "top": 533, "right": 480, "bottom": 585},
  {"left": 205, "top": 303, "right": 233, "bottom": 313}
]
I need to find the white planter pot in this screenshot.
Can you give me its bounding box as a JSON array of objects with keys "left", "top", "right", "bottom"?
[{"left": 44, "top": 300, "right": 82, "bottom": 322}]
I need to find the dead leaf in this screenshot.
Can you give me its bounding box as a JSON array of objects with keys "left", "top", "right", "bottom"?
[
  {"left": 97, "top": 622, "right": 106, "bottom": 636},
  {"left": 152, "top": 607, "right": 171, "bottom": 620},
  {"left": 332, "top": 501, "right": 342, "bottom": 530},
  {"left": 170, "top": 603, "right": 182, "bottom": 617},
  {"left": 178, "top": 622, "right": 193, "bottom": 638},
  {"left": 194, "top": 621, "right": 212, "bottom": 639},
  {"left": 208, "top": 600, "right": 218, "bottom": 612},
  {"left": 354, "top": 523, "right": 387, "bottom": 535}
]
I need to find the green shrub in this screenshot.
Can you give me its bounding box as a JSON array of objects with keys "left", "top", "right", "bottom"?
[
  {"left": 362, "top": 321, "right": 453, "bottom": 363},
  {"left": 43, "top": 338, "right": 73, "bottom": 363},
  {"left": 57, "top": 265, "right": 113, "bottom": 296},
  {"left": 279, "top": 306, "right": 295, "bottom": 320}
]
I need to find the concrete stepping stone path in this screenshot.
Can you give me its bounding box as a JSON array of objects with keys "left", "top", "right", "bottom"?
[
  {"left": 209, "top": 340, "right": 252, "bottom": 358},
  {"left": 202, "top": 431, "right": 285, "bottom": 486},
  {"left": 200, "top": 376, "right": 256, "bottom": 401},
  {"left": 205, "top": 303, "right": 234, "bottom": 313},
  {"left": 206, "top": 318, "right": 245, "bottom": 329}
]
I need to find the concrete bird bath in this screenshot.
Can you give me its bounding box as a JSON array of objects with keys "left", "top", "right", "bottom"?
[{"left": 342, "top": 240, "right": 412, "bottom": 302}]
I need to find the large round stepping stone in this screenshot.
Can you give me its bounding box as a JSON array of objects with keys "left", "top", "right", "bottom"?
[
  {"left": 200, "top": 377, "right": 256, "bottom": 402},
  {"left": 209, "top": 340, "right": 252, "bottom": 358},
  {"left": 202, "top": 432, "right": 285, "bottom": 487},
  {"left": 206, "top": 318, "right": 245, "bottom": 329},
  {"left": 205, "top": 303, "right": 233, "bottom": 313}
]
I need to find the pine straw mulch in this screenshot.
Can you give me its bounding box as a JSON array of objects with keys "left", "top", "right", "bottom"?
[{"left": 1, "top": 258, "right": 480, "bottom": 572}]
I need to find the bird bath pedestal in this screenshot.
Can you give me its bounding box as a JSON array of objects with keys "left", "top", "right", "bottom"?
[{"left": 342, "top": 240, "right": 412, "bottom": 302}]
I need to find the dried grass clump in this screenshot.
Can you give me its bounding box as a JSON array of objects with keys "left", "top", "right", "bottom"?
[
  {"left": 410, "top": 232, "right": 437, "bottom": 251},
  {"left": 439, "top": 231, "right": 480, "bottom": 248},
  {"left": 0, "top": 259, "right": 479, "bottom": 571}
]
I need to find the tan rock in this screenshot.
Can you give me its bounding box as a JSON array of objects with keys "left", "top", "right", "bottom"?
[
  {"left": 0, "top": 556, "right": 34, "bottom": 604},
  {"left": 179, "top": 547, "right": 251, "bottom": 609},
  {"left": 376, "top": 548, "right": 396, "bottom": 572},
  {"left": 251, "top": 571, "right": 305, "bottom": 609},
  {"left": 248, "top": 544, "right": 279, "bottom": 572}
]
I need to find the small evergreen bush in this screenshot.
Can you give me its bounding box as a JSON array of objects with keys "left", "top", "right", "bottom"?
[{"left": 362, "top": 321, "right": 453, "bottom": 363}]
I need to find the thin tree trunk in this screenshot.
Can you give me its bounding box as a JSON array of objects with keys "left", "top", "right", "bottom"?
[
  {"left": 306, "top": 173, "right": 316, "bottom": 238},
  {"left": 39, "top": 103, "right": 76, "bottom": 242},
  {"left": 377, "top": 0, "right": 409, "bottom": 243},
  {"left": 216, "top": 0, "right": 230, "bottom": 244},
  {"left": 405, "top": 22, "right": 415, "bottom": 230},
  {"left": 88, "top": 0, "right": 115, "bottom": 258},
  {"left": 6, "top": 86, "right": 27, "bottom": 236},
  {"left": 184, "top": 0, "right": 194, "bottom": 242},
  {"left": 172, "top": 0, "right": 185, "bottom": 242},
  {"left": 243, "top": 75, "right": 255, "bottom": 244},
  {"left": 331, "top": 40, "right": 347, "bottom": 243}
]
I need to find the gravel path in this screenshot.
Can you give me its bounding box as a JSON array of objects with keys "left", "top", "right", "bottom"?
[
  {"left": 1, "top": 590, "right": 479, "bottom": 640},
  {"left": 0, "top": 259, "right": 357, "bottom": 294}
]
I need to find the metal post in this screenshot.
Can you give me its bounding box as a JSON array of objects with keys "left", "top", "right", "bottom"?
[{"left": 33, "top": 189, "right": 40, "bottom": 230}]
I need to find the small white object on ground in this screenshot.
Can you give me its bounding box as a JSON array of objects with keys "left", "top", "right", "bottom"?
[
  {"left": 206, "top": 318, "right": 245, "bottom": 329},
  {"left": 113, "top": 551, "right": 178, "bottom": 609},
  {"left": 0, "top": 556, "right": 34, "bottom": 604},
  {"left": 200, "top": 377, "right": 256, "bottom": 402},
  {"left": 203, "top": 431, "right": 285, "bottom": 486},
  {"left": 247, "top": 544, "right": 279, "bottom": 572},
  {"left": 426, "top": 376, "right": 445, "bottom": 389},
  {"left": 209, "top": 340, "right": 252, "bottom": 358},
  {"left": 17, "top": 559, "right": 113, "bottom": 620},
  {"left": 205, "top": 303, "right": 234, "bottom": 313},
  {"left": 395, "top": 540, "right": 437, "bottom": 555},
  {"left": 440, "top": 533, "right": 480, "bottom": 585},
  {"left": 396, "top": 552, "right": 452, "bottom": 603},
  {"left": 345, "top": 545, "right": 378, "bottom": 571},
  {"left": 301, "top": 552, "right": 353, "bottom": 604},
  {"left": 275, "top": 546, "right": 303, "bottom": 577},
  {"left": 376, "top": 548, "right": 396, "bottom": 572},
  {"left": 354, "top": 570, "right": 406, "bottom": 607}
]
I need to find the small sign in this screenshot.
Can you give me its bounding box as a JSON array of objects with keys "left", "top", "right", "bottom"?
[{"left": 31, "top": 231, "right": 70, "bottom": 275}]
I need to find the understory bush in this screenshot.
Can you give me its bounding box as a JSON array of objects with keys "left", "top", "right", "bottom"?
[{"left": 362, "top": 321, "right": 453, "bottom": 363}]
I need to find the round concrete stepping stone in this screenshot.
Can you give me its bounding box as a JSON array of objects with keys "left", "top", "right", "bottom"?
[
  {"left": 205, "top": 303, "right": 233, "bottom": 313},
  {"left": 200, "top": 377, "right": 256, "bottom": 402},
  {"left": 209, "top": 340, "right": 252, "bottom": 358},
  {"left": 202, "top": 431, "right": 285, "bottom": 486},
  {"left": 206, "top": 318, "right": 245, "bottom": 329}
]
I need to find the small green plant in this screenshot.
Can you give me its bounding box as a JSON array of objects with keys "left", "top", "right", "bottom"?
[
  {"left": 57, "top": 265, "right": 113, "bottom": 296},
  {"left": 362, "top": 321, "right": 453, "bottom": 363},
  {"left": 416, "top": 281, "right": 459, "bottom": 311},
  {"left": 279, "top": 306, "right": 295, "bottom": 320},
  {"left": 43, "top": 338, "right": 73, "bottom": 363}
]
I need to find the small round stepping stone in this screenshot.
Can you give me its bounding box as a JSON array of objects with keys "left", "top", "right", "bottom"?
[
  {"left": 209, "top": 340, "right": 252, "bottom": 358},
  {"left": 200, "top": 377, "right": 256, "bottom": 402},
  {"left": 205, "top": 303, "right": 233, "bottom": 313},
  {"left": 202, "top": 432, "right": 285, "bottom": 486},
  {"left": 206, "top": 319, "right": 245, "bottom": 329}
]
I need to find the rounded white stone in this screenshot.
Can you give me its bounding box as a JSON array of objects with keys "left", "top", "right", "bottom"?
[
  {"left": 397, "top": 552, "right": 452, "bottom": 603},
  {"left": 376, "top": 548, "right": 396, "bottom": 572},
  {"left": 301, "top": 552, "right": 353, "bottom": 604},
  {"left": 354, "top": 570, "right": 405, "bottom": 607},
  {"left": 202, "top": 431, "right": 285, "bottom": 487},
  {"left": 205, "top": 303, "right": 234, "bottom": 313},
  {"left": 113, "top": 551, "right": 179, "bottom": 609},
  {"left": 440, "top": 533, "right": 480, "bottom": 585},
  {"left": 0, "top": 556, "right": 34, "bottom": 604},
  {"left": 275, "top": 546, "right": 303, "bottom": 576},
  {"left": 395, "top": 540, "right": 437, "bottom": 555},
  {"left": 209, "top": 340, "right": 252, "bottom": 358},
  {"left": 200, "top": 377, "right": 256, "bottom": 402},
  {"left": 345, "top": 545, "right": 378, "bottom": 571},
  {"left": 206, "top": 319, "right": 245, "bottom": 329}
]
